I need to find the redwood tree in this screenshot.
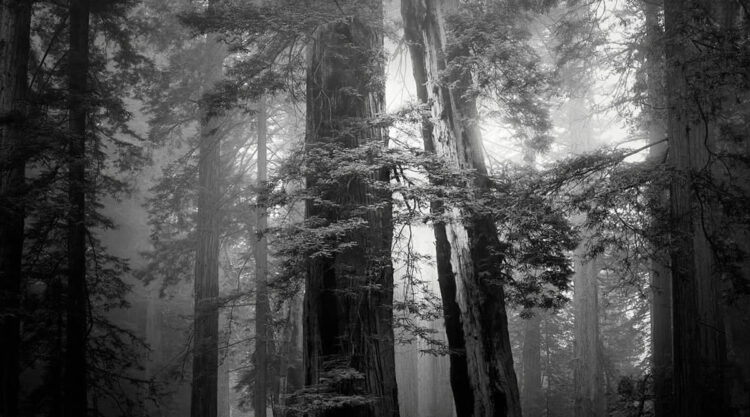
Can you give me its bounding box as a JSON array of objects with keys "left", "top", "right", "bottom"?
[
  {"left": 664, "top": 0, "right": 750, "bottom": 415},
  {"left": 0, "top": 1, "right": 31, "bottom": 415},
  {"left": 64, "top": 0, "right": 90, "bottom": 415},
  {"left": 401, "top": 1, "right": 522, "bottom": 416},
  {"left": 254, "top": 99, "right": 270, "bottom": 417},
  {"left": 642, "top": 2, "right": 673, "bottom": 416},
  {"left": 302, "top": 3, "right": 399, "bottom": 416},
  {"left": 190, "top": 34, "right": 226, "bottom": 417}
]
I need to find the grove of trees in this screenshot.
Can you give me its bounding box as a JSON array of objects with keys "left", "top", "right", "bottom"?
[{"left": 0, "top": 0, "right": 748, "bottom": 417}]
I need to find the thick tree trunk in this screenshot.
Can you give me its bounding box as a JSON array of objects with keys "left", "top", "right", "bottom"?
[
  {"left": 521, "top": 312, "right": 543, "bottom": 417},
  {"left": 254, "top": 98, "right": 270, "bottom": 417},
  {"left": 303, "top": 7, "right": 399, "bottom": 417},
  {"left": 190, "top": 33, "right": 225, "bottom": 417},
  {"left": 401, "top": 1, "right": 521, "bottom": 416},
  {"left": 191, "top": 112, "right": 221, "bottom": 417},
  {"left": 64, "top": 1, "right": 90, "bottom": 416},
  {"left": 643, "top": 2, "right": 673, "bottom": 416},
  {"left": 0, "top": 1, "right": 30, "bottom": 415},
  {"left": 664, "top": 1, "right": 730, "bottom": 415},
  {"left": 664, "top": 1, "right": 750, "bottom": 416}
]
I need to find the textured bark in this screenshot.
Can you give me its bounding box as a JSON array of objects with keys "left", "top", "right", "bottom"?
[
  {"left": 64, "top": 1, "right": 90, "bottom": 416},
  {"left": 401, "top": 1, "right": 521, "bottom": 416},
  {"left": 190, "top": 34, "right": 225, "bottom": 417},
  {"left": 303, "top": 7, "right": 399, "bottom": 417},
  {"left": 664, "top": 1, "right": 729, "bottom": 415},
  {"left": 521, "top": 312, "right": 543, "bottom": 417},
  {"left": 712, "top": 7, "right": 750, "bottom": 416},
  {"left": 643, "top": 2, "right": 673, "bottom": 416},
  {"left": 254, "top": 99, "right": 270, "bottom": 417},
  {"left": 572, "top": 251, "right": 604, "bottom": 417},
  {"left": 0, "top": 1, "right": 30, "bottom": 415}
]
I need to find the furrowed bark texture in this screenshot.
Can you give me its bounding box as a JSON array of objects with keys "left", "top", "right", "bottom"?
[
  {"left": 643, "top": 2, "right": 673, "bottom": 416},
  {"left": 572, "top": 250, "right": 604, "bottom": 417},
  {"left": 0, "top": 1, "right": 30, "bottom": 415},
  {"left": 64, "top": 1, "right": 90, "bottom": 416},
  {"left": 191, "top": 34, "right": 225, "bottom": 417},
  {"left": 663, "top": 0, "right": 750, "bottom": 415},
  {"left": 303, "top": 10, "right": 399, "bottom": 417},
  {"left": 401, "top": 1, "right": 521, "bottom": 416}
]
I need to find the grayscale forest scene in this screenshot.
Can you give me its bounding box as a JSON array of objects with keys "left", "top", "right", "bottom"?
[{"left": 1, "top": 0, "right": 749, "bottom": 416}]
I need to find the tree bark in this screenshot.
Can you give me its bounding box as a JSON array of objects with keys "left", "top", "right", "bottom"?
[
  {"left": 401, "top": 1, "right": 522, "bottom": 416},
  {"left": 190, "top": 32, "right": 225, "bottom": 417},
  {"left": 0, "top": 1, "right": 30, "bottom": 415},
  {"left": 64, "top": 1, "right": 90, "bottom": 416},
  {"left": 303, "top": 6, "right": 398, "bottom": 417},
  {"left": 254, "top": 98, "right": 270, "bottom": 417},
  {"left": 642, "top": 2, "right": 673, "bottom": 416},
  {"left": 664, "top": 1, "right": 730, "bottom": 415},
  {"left": 572, "top": 250, "right": 604, "bottom": 417},
  {"left": 521, "top": 312, "right": 543, "bottom": 417}
]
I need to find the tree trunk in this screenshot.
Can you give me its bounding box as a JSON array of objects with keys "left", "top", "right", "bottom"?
[
  {"left": 643, "top": 2, "right": 673, "bottom": 416},
  {"left": 303, "top": 6, "right": 399, "bottom": 417},
  {"left": 401, "top": 1, "right": 522, "bottom": 416},
  {"left": 254, "top": 98, "right": 270, "bottom": 417},
  {"left": 521, "top": 312, "right": 543, "bottom": 417},
  {"left": 0, "top": 1, "right": 30, "bottom": 415},
  {"left": 190, "top": 33, "right": 225, "bottom": 417},
  {"left": 664, "top": 1, "right": 729, "bottom": 415},
  {"left": 572, "top": 250, "right": 605, "bottom": 417},
  {"left": 64, "top": 1, "right": 90, "bottom": 416}
]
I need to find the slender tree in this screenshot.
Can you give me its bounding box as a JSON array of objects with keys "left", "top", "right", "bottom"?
[
  {"left": 302, "top": 2, "right": 399, "bottom": 416},
  {"left": 0, "top": 1, "right": 31, "bottom": 416},
  {"left": 64, "top": 0, "right": 90, "bottom": 415},
  {"left": 521, "top": 311, "right": 543, "bottom": 417},
  {"left": 567, "top": 105, "right": 606, "bottom": 417},
  {"left": 572, "top": 249, "right": 605, "bottom": 417},
  {"left": 402, "top": 1, "right": 522, "bottom": 416},
  {"left": 254, "top": 98, "right": 270, "bottom": 417}
]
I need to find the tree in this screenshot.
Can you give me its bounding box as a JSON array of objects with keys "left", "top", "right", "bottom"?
[
  {"left": 301, "top": 3, "right": 399, "bottom": 416},
  {"left": 64, "top": 0, "right": 91, "bottom": 415},
  {"left": 191, "top": 30, "right": 226, "bottom": 417},
  {"left": 664, "top": 0, "right": 750, "bottom": 415},
  {"left": 566, "top": 104, "right": 606, "bottom": 417},
  {"left": 520, "top": 311, "right": 543, "bottom": 417},
  {"left": 254, "top": 98, "right": 270, "bottom": 417},
  {"left": 641, "top": 2, "right": 673, "bottom": 416},
  {"left": 0, "top": 1, "right": 31, "bottom": 416},
  {"left": 401, "top": 1, "right": 523, "bottom": 416}
]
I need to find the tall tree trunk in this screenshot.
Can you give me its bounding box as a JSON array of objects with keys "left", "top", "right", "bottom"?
[
  {"left": 572, "top": 250, "right": 604, "bottom": 417},
  {"left": 254, "top": 98, "right": 270, "bottom": 417},
  {"left": 401, "top": 4, "right": 474, "bottom": 411},
  {"left": 401, "top": 1, "right": 522, "bottom": 416},
  {"left": 64, "top": 1, "right": 90, "bottom": 416},
  {"left": 0, "top": 1, "right": 30, "bottom": 415},
  {"left": 712, "top": 4, "right": 750, "bottom": 415},
  {"left": 521, "top": 312, "right": 543, "bottom": 417},
  {"left": 664, "top": 1, "right": 730, "bottom": 415},
  {"left": 643, "top": 2, "right": 673, "bottom": 416},
  {"left": 566, "top": 90, "right": 605, "bottom": 417},
  {"left": 303, "top": 6, "right": 399, "bottom": 417},
  {"left": 191, "top": 32, "right": 225, "bottom": 417}
]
